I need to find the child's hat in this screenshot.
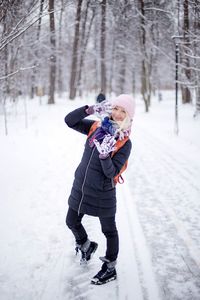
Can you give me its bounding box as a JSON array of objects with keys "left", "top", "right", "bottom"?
[{"left": 112, "top": 94, "right": 136, "bottom": 119}]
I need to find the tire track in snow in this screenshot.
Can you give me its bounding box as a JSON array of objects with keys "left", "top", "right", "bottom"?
[
  {"left": 127, "top": 123, "right": 200, "bottom": 299},
  {"left": 31, "top": 237, "right": 70, "bottom": 300},
  {"left": 135, "top": 125, "right": 200, "bottom": 193},
  {"left": 117, "top": 185, "right": 161, "bottom": 300},
  {"left": 134, "top": 125, "right": 200, "bottom": 266},
  {"left": 129, "top": 161, "right": 200, "bottom": 299}
]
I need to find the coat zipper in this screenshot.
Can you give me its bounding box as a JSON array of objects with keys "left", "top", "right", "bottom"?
[
  {"left": 78, "top": 147, "right": 96, "bottom": 215},
  {"left": 111, "top": 178, "right": 115, "bottom": 188}
]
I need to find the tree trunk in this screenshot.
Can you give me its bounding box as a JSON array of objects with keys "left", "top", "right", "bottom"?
[
  {"left": 181, "top": 0, "right": 192, "bottom": 104},
  {"left": 3, "top": 22, "right": 10, "bottom": 95},
  {"left": 69, "top": 0, "right": 83, "bottom": 100},
  {"left": 193, "top": 0, "right": 200, "bottom": 116},
  {"left": 139, "top": 0, "right": 151, "bottom": 112},
  {"left": 37, "top": 0, "right": 45, "bottom": 41},
  {"left": 141, "top": 60, "right": 149, "bottom": 112},
  {"left": 108, "top": 36, "right": 115, "bottom": 95},
  {"left": 31, "top": 0, "right": 45, "bottom": 99},
  {"left": 58, "top": 0, "right": 64, "bottom": 96},
  {"left": 119, "top": 53, "right": 126, "bottom": 94},
  {"left": 77, "top": 1, "right": 95, "bottom": 97},
  {"left": 100, "top": 0, "right": 106, "bottom": 95},
  {"left": 132, "top": 69, "right": 136, "bottom": 97},
  {"left": 48, "top": 0, "right": 56, "bottom": 104},
  {"left": 94, "top": 16, "right": 98, "bottom": 94}
]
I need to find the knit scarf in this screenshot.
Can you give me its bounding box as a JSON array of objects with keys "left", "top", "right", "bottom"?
[{"left": 89, "top": 117, "right": 130, "bottom": 147}]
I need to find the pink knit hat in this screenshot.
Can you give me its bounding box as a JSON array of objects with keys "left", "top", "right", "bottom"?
[{"left": 112, "top": 94, "right": 136, "bottom": 119}]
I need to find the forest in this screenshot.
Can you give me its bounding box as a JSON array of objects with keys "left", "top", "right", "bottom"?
[
  {"left": 1, "top": 3, "right": 200, "bottom": 298},
  {"left": 0, "top": 0, "right": 200, "bottom": 114}
]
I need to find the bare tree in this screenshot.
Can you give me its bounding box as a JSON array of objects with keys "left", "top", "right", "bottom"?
[
  {"left": 100, "top": 0, "right": 106, "bottom": 95},
  {"left": 1, "top": 0, "right": 200, "bottom": 115},
  {"left": 48, "top": 0, "right": 56, "bottom": 104},
  {"left": 57, "top": 0, "right": 64, "bottom": 97},
  {"left": 69, "top": 0, "right": 83, "bottom": 100},
  {"left": 181, "top": 0, "right": 192, "bottom": 104},
  {"left": 77, "top": 1, "right": 96, "bottom": 96},
  {"left": 139, "top": 0, "right": 152, "bottom": 112},
  {"left": 31, "top": 0, "right": 45, "bottom": 99},
  {"left": 193, "top": 0, "right": 200, "bottom": 116}
]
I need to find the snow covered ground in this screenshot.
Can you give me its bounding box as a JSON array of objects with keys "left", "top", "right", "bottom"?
[{"left": 0, "top": 91, "right": 200, "bottom": 300}]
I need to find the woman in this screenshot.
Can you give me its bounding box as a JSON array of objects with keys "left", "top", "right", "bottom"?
[{"left": 65, "top": 94, "right": 135, "bottom": 285}]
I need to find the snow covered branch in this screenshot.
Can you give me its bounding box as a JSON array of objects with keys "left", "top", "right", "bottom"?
[{"left": 0, "top": 65, "right": 37, "bottom": 80}]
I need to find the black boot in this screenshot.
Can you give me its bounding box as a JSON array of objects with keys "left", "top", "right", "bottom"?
[
  {"left": 91, "top": 258, "right": 117, "bottom": 285},
  {"left": 76, "top": 240, "right": 98, "bottom": 264}
]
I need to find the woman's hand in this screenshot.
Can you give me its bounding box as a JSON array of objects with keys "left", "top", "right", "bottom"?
[
  {"left": 93, "top": 134, "right": 116, "bottom": 159},
  {"left": 86, "top": 101, "right": 112, "bottom": 118}
]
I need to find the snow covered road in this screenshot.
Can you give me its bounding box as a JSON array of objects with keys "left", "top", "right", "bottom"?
[
  {"left": 0, "top": 96, "right": 200, "bottom": 300},
  {"left": 127, "top": 104, "right": 200, "bottom": 300}
]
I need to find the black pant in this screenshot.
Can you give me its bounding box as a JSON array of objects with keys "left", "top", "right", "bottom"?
[{"left": 66, "top": 207, "right": 119, "bottom": 262}]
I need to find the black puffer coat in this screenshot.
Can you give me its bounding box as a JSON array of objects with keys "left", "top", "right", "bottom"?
[{"left": 65, "top": 106, "right": 132, "bottom": 217}]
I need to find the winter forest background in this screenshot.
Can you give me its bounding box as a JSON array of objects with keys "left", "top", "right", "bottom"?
[
  {"left": 1, "top": 1, "right": 200, "bottom": 299},
  {"left": 1, "top": 0, "right": 200, "bottom": 120}
]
